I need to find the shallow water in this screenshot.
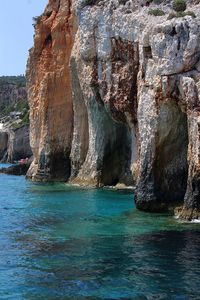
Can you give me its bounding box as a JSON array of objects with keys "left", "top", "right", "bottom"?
[
  {"left": 0, "top": 163, "right": 13, "bottom": 168},
  {"left": 0, "top": 171, "right": 200, "bottom": 299}
]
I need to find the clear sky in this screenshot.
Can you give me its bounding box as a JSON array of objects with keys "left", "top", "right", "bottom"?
[{"left": 0, "top": 0, "right": 47, "bottom": 76}]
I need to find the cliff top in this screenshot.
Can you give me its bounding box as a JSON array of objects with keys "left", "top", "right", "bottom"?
[{"left": 74, "top": 0, "right": 200, "bottom": 20}]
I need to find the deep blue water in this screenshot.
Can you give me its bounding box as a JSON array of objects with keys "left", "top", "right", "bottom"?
[{"left": 0, "top": 169, "right": 200, "bottom": 299}]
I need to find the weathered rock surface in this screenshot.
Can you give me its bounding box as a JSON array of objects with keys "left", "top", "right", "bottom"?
[
  {"left": 0, "top": 77, "right": 32, "bottom": 163},
  {"left": 0, "top": 75, "right": 32, "bottom": 163},
  {"left": 26, "top": 0, "right": 75, "bottom": 182},
  {"left": 7, "top": 126, "right": 32, "bottom": 162},
  {"left": 0, "top": 81, "right": 27, "bottom": 109},
  {"left": 27, "top": 0, "right": 200, "bottom": 219},
  {"left": 0, "top": 132, "right": 8, "bottom": 160},
  {"left": 0, "top": 126, "right": 32, "bottom": 163},
  {"left": 0, "top": 162, "right": 31, "bottom": 176}
]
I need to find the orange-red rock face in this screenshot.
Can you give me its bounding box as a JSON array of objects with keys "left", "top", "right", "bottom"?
[{"left": 26, "top": 0, "right": 75, "bottom": 181}]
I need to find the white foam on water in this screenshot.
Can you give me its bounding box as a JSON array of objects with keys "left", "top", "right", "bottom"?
[
  {"left": 174, "top": 216, "right": 200, "bottom": 224},
  {"left": 191, "top": 219, "right": 200, "bottom": 223}
]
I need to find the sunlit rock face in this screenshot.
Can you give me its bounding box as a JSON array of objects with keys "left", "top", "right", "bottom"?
[
  {"left": 135, "top": 18, "right": 200, "bottom": 219},
  {"left": 27, "top": 0, "right": 200, "bottom": 219},
  {"left": 26, "top": 0, "right": 75, "bottom": 181}
]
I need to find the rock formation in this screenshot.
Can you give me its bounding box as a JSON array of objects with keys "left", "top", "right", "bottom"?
[
  {"left": 6, "top": 126, "right": 32, "bottom": 162},
  {"left": 0, "top": 132, "right": 8, "bottom": 160},
  {"left": 0, "top": 160, "right": 31, "bottom": 176},
  {"left": 0, "top": 126, "right": 32, "bottom": 163},
  {"left": 26, "top": 0, "right": 75, "bottom": 181},
  {"left": 0, "top": 78, "right": 27, "bottom": 109},
  {"left": 0, "top": 77, "right": 32, "bottom": 163},
  {"left": 27, "top": 0, "right": 200, "bottom": 220}
]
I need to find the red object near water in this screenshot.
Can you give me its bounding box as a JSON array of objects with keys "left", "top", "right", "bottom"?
[{"left": 19, "top": 158, "right": 29, "bottom": 165}]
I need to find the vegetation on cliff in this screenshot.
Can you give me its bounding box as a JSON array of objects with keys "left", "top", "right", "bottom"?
[
  {"left": 0, "top": 76, "right": 29, "bottom": 128},
  {"left": 0, "top": 75, "right": 26, "bottom": 87},
  {"left": 0, "top": 76, "right": 31, "bottom": 163}
]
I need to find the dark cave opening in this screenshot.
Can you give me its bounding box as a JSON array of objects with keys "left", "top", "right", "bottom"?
[
  {"left": 153, "top": 100, "right": 188, "bottom": 205},
  {"left": 49, "top": 150, "right": 71, "bottom": 181},
  {"left": 100, "top": 122, "right": 133, "bottom": 187},
  {"left": 37, "top": 149, "right": 71, "bottom": 181}
]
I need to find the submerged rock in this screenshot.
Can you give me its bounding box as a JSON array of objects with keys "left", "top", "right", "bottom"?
[{"left": 26, "top": 0, "right": 200, "bottom": 220}]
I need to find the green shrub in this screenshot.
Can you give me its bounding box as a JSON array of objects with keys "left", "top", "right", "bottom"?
[
  {"left": 0, "top": 104, "right": 15, "bottom": 117},
  {"left": 148, "top": 9, "right": 165, "bottom": 16},
  {"left": 11, "top": 122, "right": 22, "bottom": 130},
  {"left": 184, "top": 11, "right": 196, "bottom": 18},
  {"left": 172, "top": 0, "right": 187, "bottom": 12},
  {"left": 32, "top": 15, "right": 43, "bottom": 25},
  {"left": 22, "top": 111, "right": 29, "bottom": 125},
  {"left": 15, "top": 100, "right": 29, "bottom": 112},
  {"left": 0, "top": 76, "right": 26, "bottom": 87},
  {"left": 168, "top": 10, "right": 196, "bottom": 20}
]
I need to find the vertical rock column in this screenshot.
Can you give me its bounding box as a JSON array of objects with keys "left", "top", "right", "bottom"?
[
  {"left": 26, "top": 0, "right": 75, "bottom": 181},
  {"left": 179, "top": 76, "right": 200, "bottom": 219},
  {"left": 135, "top": 82, "right": 158, "bottom": 210},
  {"left": 136, "top": 75, "right": 189, "bottom": 212},
  {"left": 69, "top": 56, "right": 89, "bottom": 180},
  {"left": 135, "top": 18, "right": 200, "bottom": 217}
]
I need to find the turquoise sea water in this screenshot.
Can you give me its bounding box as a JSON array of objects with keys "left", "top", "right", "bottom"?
[
  {"left": 0, "top": 163, "right": 13, "bottom": 168},
  {"left": 0, "top": 168, "right": 200, "bottom": 299}
]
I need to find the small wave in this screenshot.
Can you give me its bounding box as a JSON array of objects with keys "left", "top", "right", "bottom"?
[
  {"left": 174, "top": 215, "right": 200, "bottom": 224},
  {"left": 191, "top": 219, "right": 200, "bottom": 223}
]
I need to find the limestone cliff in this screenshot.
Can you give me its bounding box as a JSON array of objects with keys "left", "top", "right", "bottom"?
[
  {"left": 27, "top": 0, "right": 200, "bottom": 220},
  {"left": 0, "top": 124, "right": 32, "bottom": 164},
  {"left": 0, "top": 76, "right": 27, "bottom": 109},
  {"left": 0, "top": 76, "right": 32, "bottom": 163},
  {"left": 26, "top": 0, "right": 75, "bottom": 181},
  {"left": 5, "top": 126, "right": 32, "bottom": 162}
]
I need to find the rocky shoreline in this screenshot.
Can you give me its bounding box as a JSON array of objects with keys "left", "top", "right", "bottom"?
[
  {"left": 0, "top": 162, "right": 30, "bottom": 176},
  {"left": 23, "top": 0, "right": 200, "bottom": 220}
]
